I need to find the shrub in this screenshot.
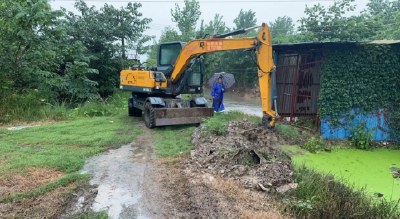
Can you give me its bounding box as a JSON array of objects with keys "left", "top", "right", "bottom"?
[
  {"left": 349, "top": 122, "right": 374, "bottom": 150},
  {"left": 301, "top": 136, "right": 326, "bottom": 153}
]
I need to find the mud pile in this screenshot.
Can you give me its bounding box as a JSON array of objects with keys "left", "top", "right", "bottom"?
[{"left": 188, "top": 120, "right": 294, "bottom": 192}]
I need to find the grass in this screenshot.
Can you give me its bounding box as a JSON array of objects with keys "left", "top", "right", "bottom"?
[
  {"left": 276, "top": 124, "right": 301, "bottom": 137},
  {"left": 0, "top": 116, "right": 141, "bottom": 149},
  {"left": 283, "top": 165, "right": 400, "bottom": 219},
  {"left": 0, "top": 116, "right": 141, "bottom": 174},
  {"left": 73, "top": 212, "right": 109, "bottom": 219},
  {"left": 202, "top": 110, "right": 260, "bottom": 136},
  {"left": 1, "top": 173, "right": 88, "bottom": 202},
  {"left": 154, "top": 125, "right": 197, "bottom": 157},
  {"left": 0, "top": 91, "right": 141, "bottom": 218},
  {"left": 0, "top": 89, "right": 131, "bottom": 125}
]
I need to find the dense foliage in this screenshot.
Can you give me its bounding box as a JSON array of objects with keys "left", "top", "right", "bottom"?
[
  {"left": 2, "top": 0, "right": 400, "bottom": 124},
  {"left": 318, "top": 44, "right": 400, "bottom": 138},
  {"left": 147, "top": 0, "right": 400, "bottom": 87},
  {"left": 0, "top": 0, "right": 151, "bottom": 101},
  {"left": 0, "top": 0, "right": 151, "bottom": 122}
]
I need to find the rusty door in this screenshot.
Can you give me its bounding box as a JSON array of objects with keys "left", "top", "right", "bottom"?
[{"left": 275, "top": 50, "right": 323, "bottom": 122}]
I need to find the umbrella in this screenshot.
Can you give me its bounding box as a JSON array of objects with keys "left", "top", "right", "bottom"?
[{"left": 208, "top": 72, "right": 235, "bottom": 89}]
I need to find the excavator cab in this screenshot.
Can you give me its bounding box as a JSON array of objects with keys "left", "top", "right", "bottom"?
[{"left": 157, "top": 42, "right": 205, "bottom": 95}]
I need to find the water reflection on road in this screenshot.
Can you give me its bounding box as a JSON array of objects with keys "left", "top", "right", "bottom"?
[{"left": 203, "top": 88, "right": 263, "bottom": 117}]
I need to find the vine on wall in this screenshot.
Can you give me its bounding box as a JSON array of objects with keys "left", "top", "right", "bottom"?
[{"left": 318, "top": 44, "right": 400, "bottom": 139}]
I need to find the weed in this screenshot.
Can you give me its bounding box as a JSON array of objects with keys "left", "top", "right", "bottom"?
[
  {"left": 292, "top": 117, "right": 316, "bottom": 129},
  {"left": 0, "top": 89, "right": 131, "bottom": 125},
  {"left": 283, "top": 165, "right": 400, "bottom": 219},
  {"left": 301, "top": 136, "right": 326, "bottom": 153},
  {"left": 72, "top": 211, "right": 109, "bottom": 219},
  {"left": 276, "top": 124, "right": 300, "bottom": 137},
  {"left": 350, "top": 121, "right": 374, "bottom": 150}
]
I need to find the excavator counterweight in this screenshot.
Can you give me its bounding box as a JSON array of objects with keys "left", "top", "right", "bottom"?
[{"left": 120, "top": 23, "right": 279, "bottom": 129}]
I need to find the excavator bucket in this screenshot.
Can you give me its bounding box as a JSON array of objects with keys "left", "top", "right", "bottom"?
[{"left": 154, "top": 107, "right": 214, "bottom": 126}]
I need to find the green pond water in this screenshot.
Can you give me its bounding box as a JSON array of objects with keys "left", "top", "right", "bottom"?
[{"left": 282, "top": 146, "right": 400, "bottom": 201}]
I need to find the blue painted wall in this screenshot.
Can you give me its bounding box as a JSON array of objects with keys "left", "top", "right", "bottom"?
[{"left": 321, "top": 108, "right": 394, "bottom": 141}]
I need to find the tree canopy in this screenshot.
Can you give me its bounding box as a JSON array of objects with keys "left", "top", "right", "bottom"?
[
  {"left": 2, "top": 0, "right": 400, "bottom": 110},
  {"left": 0, "top": 0, "right": 151, "bottom": 106},
  {"left": 146, "top": 0, "right": 400, "bottom": 87}
]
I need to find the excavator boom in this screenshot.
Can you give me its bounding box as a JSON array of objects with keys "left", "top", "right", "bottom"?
[{"left": 170, "top": 23, "right": 278, "bottom": 127}]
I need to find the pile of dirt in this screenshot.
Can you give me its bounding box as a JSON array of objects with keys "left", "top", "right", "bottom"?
[{"left": 188, "top": 120, "right": 295, "bottom": 192}]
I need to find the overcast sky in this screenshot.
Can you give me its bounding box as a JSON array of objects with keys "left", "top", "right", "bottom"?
[{"left": 49, "top": 0, "right": 371, "bottom": 61}]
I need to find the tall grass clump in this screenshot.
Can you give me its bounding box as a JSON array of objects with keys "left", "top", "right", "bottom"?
[
  {"left": 276, "top": 124, "right": 300, "bottom": 137},
  {"left": 0, "top": 89, "right": 132, "bottom": 124},
  {"left": 283, "top": 165, "right": 400, "bottom": 219},
  {"left": 201, "top": 111, "right": 260, "bottom": 136},
  {"left": 0, "top": 89, "right": 65, "bottom": 124}
]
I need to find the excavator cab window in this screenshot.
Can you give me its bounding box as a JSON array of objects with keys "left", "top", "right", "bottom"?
[
  {"left": 187, "top": 57, "right": 204, "bottom": 87},
  {"left": 159, "top": 43, "right": 182, "bottom": 66}
]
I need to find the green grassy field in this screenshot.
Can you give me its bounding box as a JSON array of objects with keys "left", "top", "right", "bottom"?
[{"left": 0, "top": 93, "right": 141, "bottom": 219}]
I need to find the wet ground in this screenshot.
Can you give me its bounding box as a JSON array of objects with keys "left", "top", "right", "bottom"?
[
  {"left": 62, "top": 93, "right": 287, "bottom": 218},
  {"left": 64, "top": 123, "right": 157, "bottom": 219},
  {"left": 203, "top": 88, "right": 263, "bottom": 117}
]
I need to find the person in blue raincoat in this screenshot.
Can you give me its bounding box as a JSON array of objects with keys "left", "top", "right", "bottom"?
[{"left": 211, "top": 76, "right": 226, "bottom": 112}]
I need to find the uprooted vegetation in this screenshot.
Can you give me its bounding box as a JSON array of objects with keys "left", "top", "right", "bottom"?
[{"left": 188, "top": 119, "right": 297, "bottom": 192}]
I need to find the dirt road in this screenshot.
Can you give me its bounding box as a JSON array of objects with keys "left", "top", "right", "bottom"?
[{"left": 63, "top": 121, "right": 289, "bottom": 219}]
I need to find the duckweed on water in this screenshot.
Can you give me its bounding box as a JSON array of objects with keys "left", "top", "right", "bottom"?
[{"left": 283, "top": 146, "right": 400, "bottom": 201}]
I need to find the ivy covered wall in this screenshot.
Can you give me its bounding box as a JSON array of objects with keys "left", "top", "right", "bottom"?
[{"left": 318, "top": 43, "right": 400, "bottom": 140}]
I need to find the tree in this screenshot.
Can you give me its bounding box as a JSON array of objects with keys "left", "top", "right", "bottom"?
[
  {"left": 147, "top": 0, "right": 201, "bottom": 64},
  {"left": 99, "top": 2, "right": 151, "bottom": 59},
  {"left": 63, "top": 0, "right": 152, "bottom": 97},
  {"left": 269, "top": 16, "right": 295, "bottom": 38},
  {"left": 363, "top": 0, "right": 400, "bottom": 39},
  {"left": 0, "top": 0, "right": 98, "bottom": 103},
  {"left": 233, "top": 9, "right": 257, "bottom": 29},
  {"left": 171, "top": 0, "right": 201, "bottom": 41},
  {"left": 298, "top": 0, "right": 373, "bottom": 41}
]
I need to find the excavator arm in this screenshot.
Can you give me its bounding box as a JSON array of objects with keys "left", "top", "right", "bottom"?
[{"left": 170, "top": 23, "right": 279, "bottom": 127}]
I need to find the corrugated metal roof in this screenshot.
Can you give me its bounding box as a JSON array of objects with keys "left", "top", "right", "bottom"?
[
  {"left": 363, "top": 40, "right": 400, "bottom": 44},
  {"left": 272, "top": 39, "right": 400, "bottom": 48}
]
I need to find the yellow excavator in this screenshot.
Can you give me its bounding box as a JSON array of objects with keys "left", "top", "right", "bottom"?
[{"left": 120, "top": 23, "right": 279, "bottom": 129}]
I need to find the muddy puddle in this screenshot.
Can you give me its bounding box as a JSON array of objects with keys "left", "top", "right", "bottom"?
[{"left": 63, "top": 124, "right": 156, "bottom": 219}]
